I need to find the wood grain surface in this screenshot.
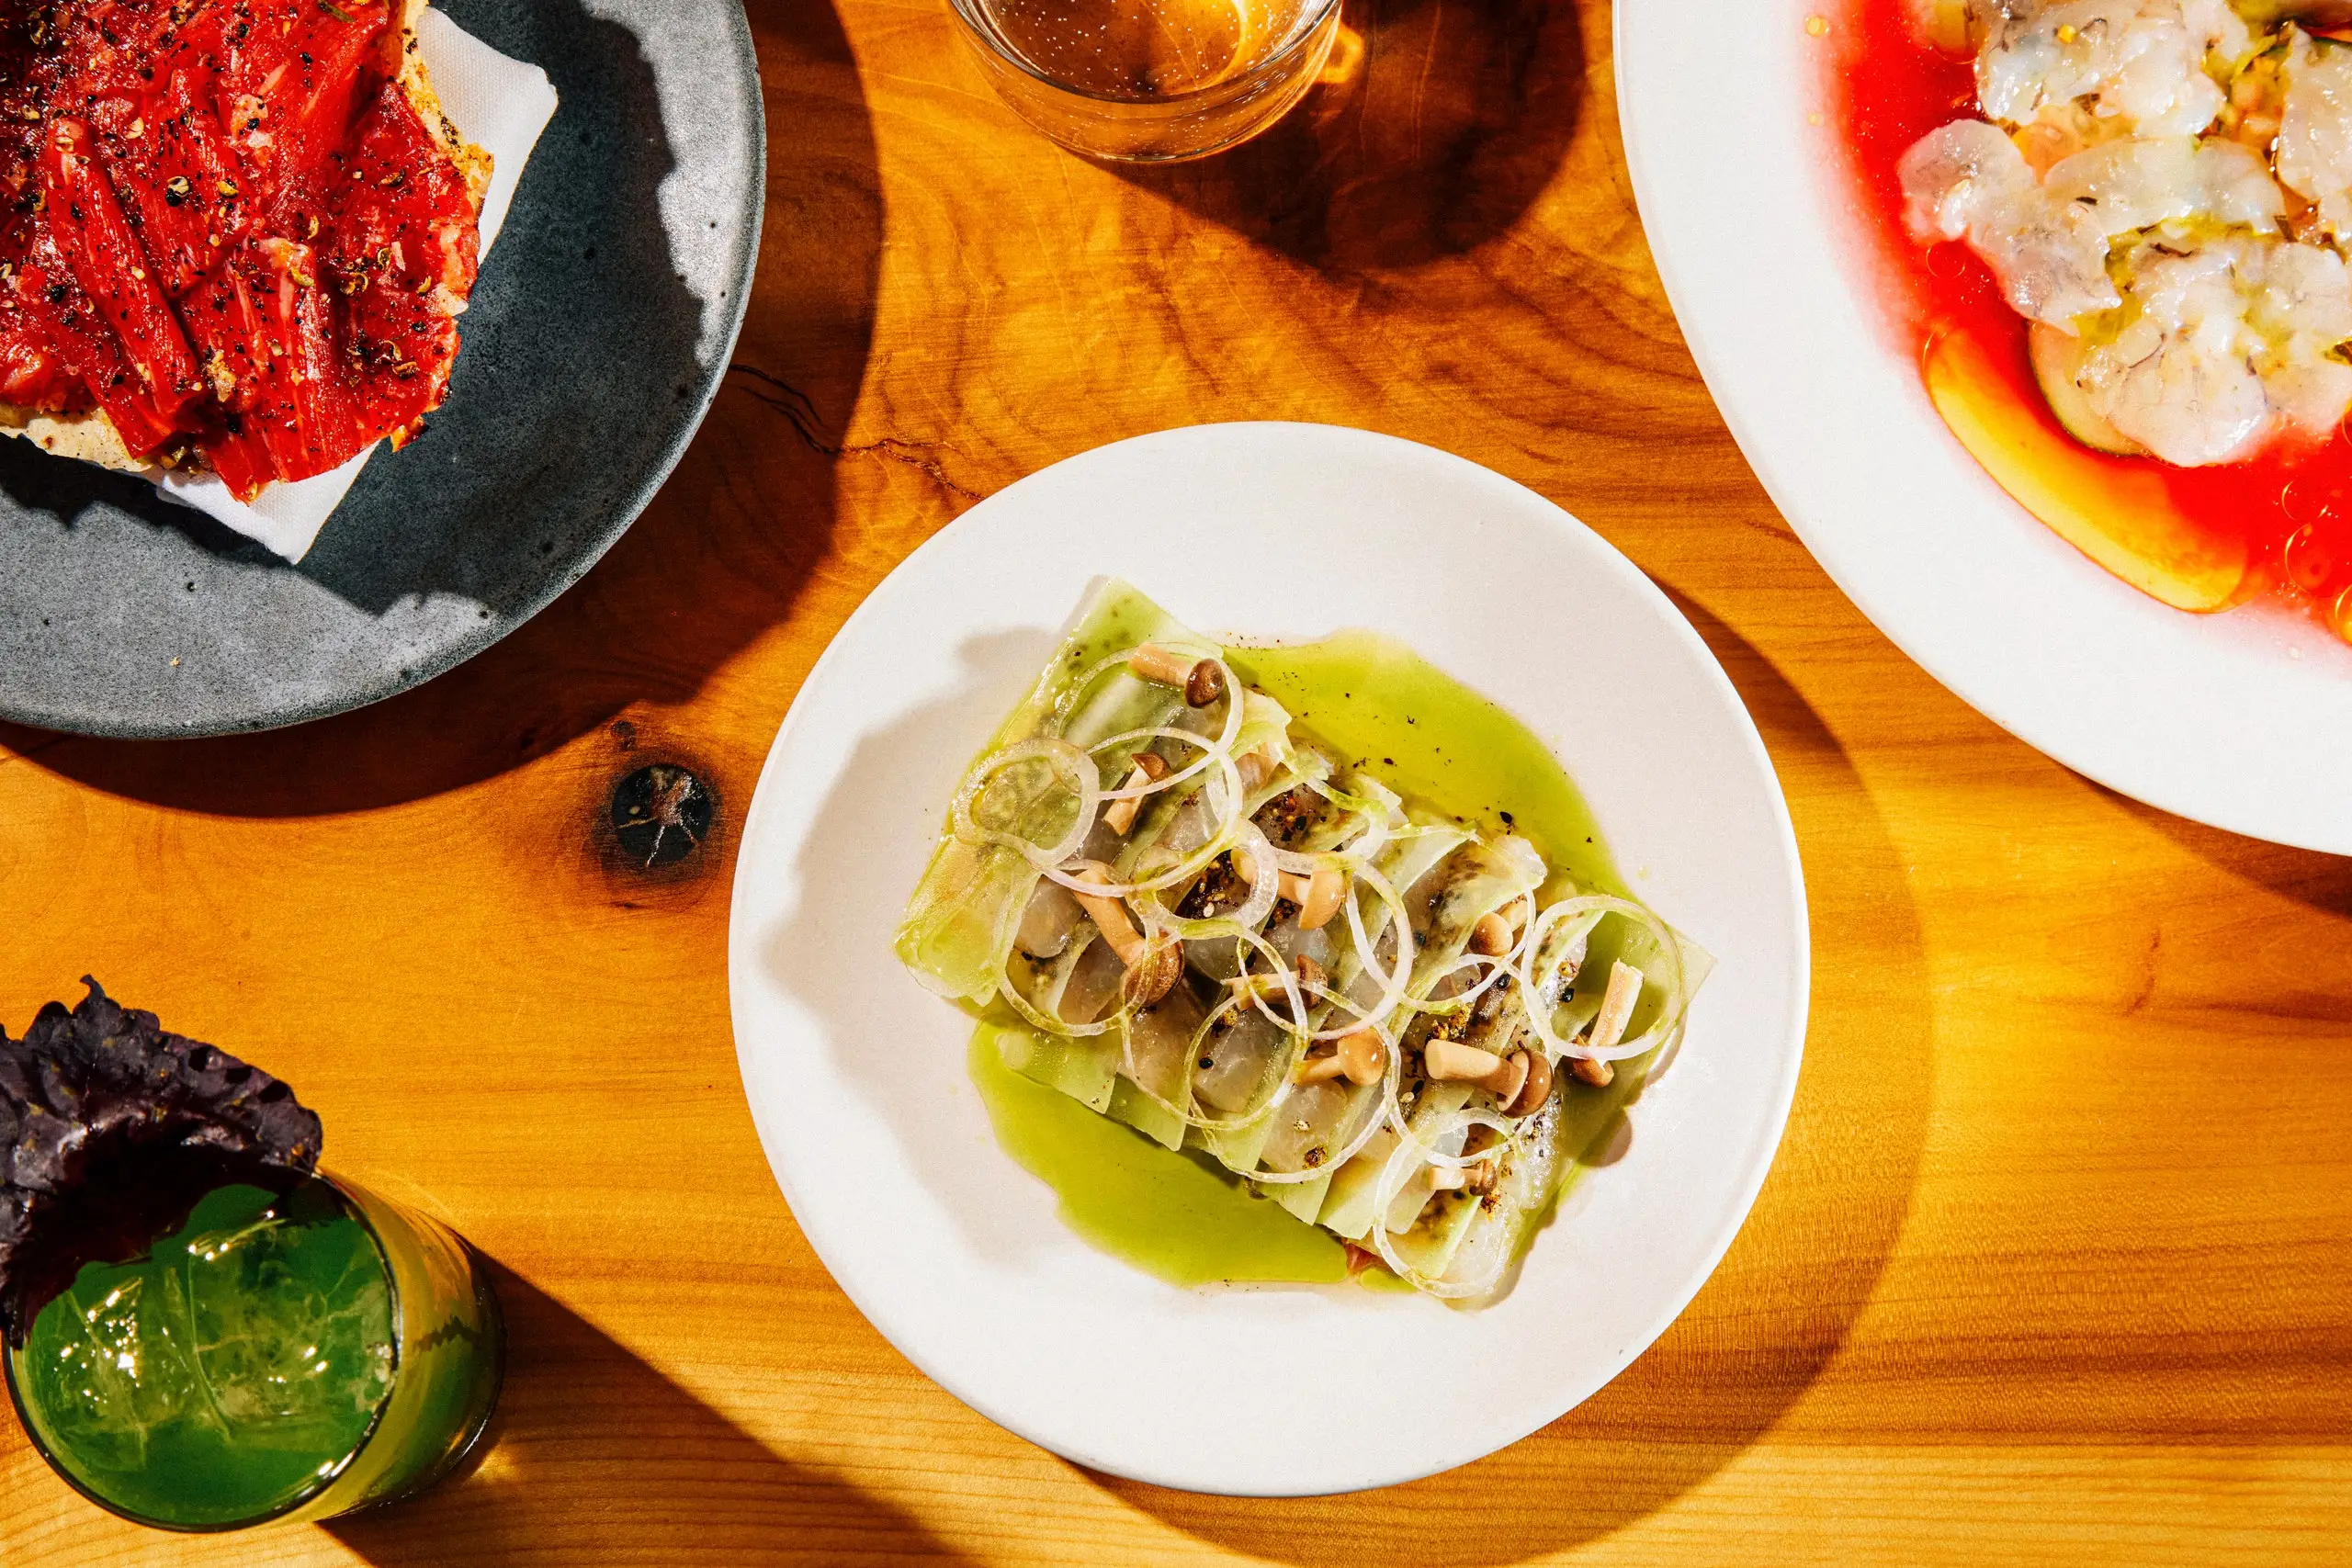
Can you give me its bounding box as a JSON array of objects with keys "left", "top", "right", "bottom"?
[{"left": 6, "top": 1, "right": 2352, "bottom": 1562}]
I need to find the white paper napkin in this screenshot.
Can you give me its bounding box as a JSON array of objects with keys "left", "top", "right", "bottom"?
[{"left": 151, "top": 10, "right": 560, "bottom": 562}]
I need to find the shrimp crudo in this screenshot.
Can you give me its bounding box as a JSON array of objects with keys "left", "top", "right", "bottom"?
[{"left": 1896, "top": 2, "right": 2352, "bottom": 467}]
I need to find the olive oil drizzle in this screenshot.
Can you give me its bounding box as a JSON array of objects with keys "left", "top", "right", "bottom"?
[{"left": 972, "top": 630, "right": 1643, "bottom": 1288}]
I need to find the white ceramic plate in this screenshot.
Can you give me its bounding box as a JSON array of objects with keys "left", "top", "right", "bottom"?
[
  {"left": 1618, "top": 3, "right": 2352, "bottom": 855},
  {"left": 727, "top": 423, "right": 1809, "bottom": 1495}
]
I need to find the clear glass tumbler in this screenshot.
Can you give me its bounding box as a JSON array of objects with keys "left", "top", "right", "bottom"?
[
  {"left": 948, "top": 0, "right": 1345, "bottom": 163},
  {"left": 6, "top": 1168, "right": 504, "bottom": 1531}
]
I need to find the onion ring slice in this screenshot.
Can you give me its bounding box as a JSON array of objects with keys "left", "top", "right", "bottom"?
[
  {"left": 950, "top": 737, "right": 1101, "bottom": 870},
  {"left": 1518, "top": 895, "right": 1688, "bottom": 1063}
]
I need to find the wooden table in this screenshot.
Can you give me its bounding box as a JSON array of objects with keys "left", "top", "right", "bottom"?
[{"left": 6, "top": 1, "right": 2351, "bottom": 1562}]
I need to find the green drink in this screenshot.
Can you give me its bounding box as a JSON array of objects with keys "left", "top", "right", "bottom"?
[
  {"left": 6, "top": 1172, "right": 503, "bottom": 1530},
  {"left": 1, "top": 982, "right": 504, "bottom": 1530}
]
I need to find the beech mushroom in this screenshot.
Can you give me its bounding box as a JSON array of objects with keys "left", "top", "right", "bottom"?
[
  {"left": 1504, "top": 1049, "right": 1555, "bottom": 1115},
  {"left": 1566, "top": 960, "right": 1645, "bottom": 1086},
  {"left": 1102, "top": 750, "right": 1170, "bottom": 836},
  {"left": 1128, "top": 643, "right": 1225, "bottom": 707},
  {"left": 1295, "top": 1050, "right": 1347, "bottom": 1086},
  {"left": 1296, "top": 867, "right": 1347, "bottom": 931},
  {"left": 1421, "top": 1037, "right": 1530, "bottom": 1108},
  {"left": 1295, "top": 1028, "right": 1384, "bottom": 1088},
  {"left": 1231, "top": 850, "right": 1349, "bottom": 931},
  {"left": 1427, "top": 1158, "right": 1498, "bottom": 1196},
  {"left": 1185, "top": 660, "right": 1227, "bottom": 707},
  {"left": 1334, "top": 1027, "right": 1385, "bottom": 1086},
  {"left": 1069, "top": 862, "right": 1182, "bottom": 1005},
  {"left": 1468, "top": 910, "right": 1516, "bottom": 957},
  {"left": 1068, "top": 863, "right": 1143, "bottom": 964},
  {"left": 1120, "top": 939, "right": 1184, "bottom": 1008},
  {"left": 1587, "top": 960, "right": 1645, "bottom": 1054}
]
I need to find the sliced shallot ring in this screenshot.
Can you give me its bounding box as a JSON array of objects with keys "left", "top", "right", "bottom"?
[
  {"left": 1365, "top": 1112, "right": 1512, "bottom": 1299},
  {"left": 1518, "top": 895, "right": 1688, "bottom": 1064},
  {"left": 1329, "top": 861, "right": 1414, "bottom": 1042},
  {"left": 1258, "top": 840, "right": 1329, "bottom": 876},
  {"left": 1408, "top": 947, "right": 1516, "bottom": 1018},
  {"left": 1126, "top": 834, "right": 1281, "bottom": 960},
  {"left": 1035, "top": 750, "right": 1247, "bottom": 897},
  {"left": 1117, "top": 986, "right": 1305, "bottom": 1133},
  {"left": 1218, "top": 918, "right": 1311, "bottom": 1036},
  {"left": 1389, "top": 1107, "right": 1519, "bottom": 1162},
  {"left": 1084, "top": 725, "right": 1220, "bottom": 799},
  {"left": 950, "top": 737, "right": 1101, "bottom": 870},
  {"left": 1224, "top": 822, "right": 1284, "bottom": 931},
  {"left": 998, "top": 953, "right": 1121, "bottom": 1039}
]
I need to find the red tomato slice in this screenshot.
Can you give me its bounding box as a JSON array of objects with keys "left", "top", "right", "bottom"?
[
  {"left": 12, "top": 242, "right": 182, "bottom": 455},
  {"left": 40, "top": 118, "right": 204, "bottom": 422},
  {"left": 4, "top": 2, "right": 483, "bottom": 493}
]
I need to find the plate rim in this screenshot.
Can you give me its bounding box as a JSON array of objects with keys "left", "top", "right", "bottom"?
[
  {"left": 0, "top": 0, "right": 768, "bottom": 741},
  {"left": 726, "top": 420, "right": 1813, "bottom": 1495},
  {"left": 1613, "top": 0, "right": 2352, "bottom": 856}
]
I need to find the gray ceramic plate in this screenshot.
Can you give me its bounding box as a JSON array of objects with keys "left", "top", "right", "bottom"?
[{"left": 0, "top": 0, "right": 764, "bottom": 738}]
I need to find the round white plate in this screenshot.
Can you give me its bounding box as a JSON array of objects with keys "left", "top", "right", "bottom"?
[
  {"left": 728, "top": 423, "right": 1809, "bottom": 1495},
  {"left": 1618, "top": 3, "right": 2352, "bottom": 855}
]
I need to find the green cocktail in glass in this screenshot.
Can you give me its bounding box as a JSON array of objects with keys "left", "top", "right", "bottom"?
[
  {"left": 1, "top": 980, "right": 505, "bottom": 1531},
  {"left": 6, "top": 1170, "right": 503, "bottom": 1530}
]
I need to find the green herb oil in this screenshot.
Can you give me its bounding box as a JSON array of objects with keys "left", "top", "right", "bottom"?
[{"left": 972, "top": 632, "right": 1644, "bottom": 1286}]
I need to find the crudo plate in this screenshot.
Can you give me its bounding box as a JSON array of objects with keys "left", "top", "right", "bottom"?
[
  {"left": 0, "top": 0, "right": 762, "bottom": 739},
  {"left": 1617, "top": 1, "right": 2352, "bottom": 855},
  {"left": 727, "top": 423, "right": 1810, "bottom": 1495}
]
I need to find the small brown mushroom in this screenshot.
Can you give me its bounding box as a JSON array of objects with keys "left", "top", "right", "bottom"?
[
  {"left": 1128, "top": 643, "right": 1226, "bottom": 707},
  {"left": 1296, "top": 866, "right": 1347, "bottom": 931},
  {"left": 1565, "top": 961, "right": 1645, "bottom": 1087},
  {"left": 1427, "top": 1158, "right": 1498, "bottom": 1196},
  {"left": 1068, "top": 862, "right": 1145, "bottom": 965},
  {"left": 1127, "top": 642, "right": 1194, "bottom": 686},
  {"left": 1504, "top": 1050, "right": 1555, "bottom": 1115},
  {"left": 1334, "top": 1027, "right": 1385, "bottom": 1087},
  {"left": 1468, "top": 910, "right": 1515, "bottom": 957},
  {"left": 1184, "top": 659, "right": 1227, "bottom": 708},
  {"left": 1102, "top": 750, "right": 1170, "bottom": 836},
  {"left": 1587, "top": 960, "right": 1645, "bottom": 1055},
  {"left": 1421, "top": 1038, "right": 1530, "bottom": 1107},
  {"left": 1295, "top": 1026, "right": 1385, "bottom": 1088},
  {"left": 1231, "top": 850, "right": 1348, "bottom": 931},
  {"left": 1294, "top": 1048, "right": 1348, "bottom": 1086},
  {"left": 1295, "top": 953, "right": 1329, "bottom": 994},
  {"left": 1120, "top": 938, "right": 1184, "bottom": 1009}
]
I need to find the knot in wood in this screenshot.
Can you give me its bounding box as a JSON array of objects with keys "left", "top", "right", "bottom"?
[{"left": 609, "top": 764, "right": 713, "bottom": 870}]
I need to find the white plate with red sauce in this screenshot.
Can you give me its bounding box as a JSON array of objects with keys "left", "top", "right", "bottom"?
[{"left": 1619, "top": 1, "right": 2352, "bottom": 854}]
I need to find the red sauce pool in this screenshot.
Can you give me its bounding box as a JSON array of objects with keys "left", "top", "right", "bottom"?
[{"left": 1827, "top": 0, "right": 2352, "bottom": 635}]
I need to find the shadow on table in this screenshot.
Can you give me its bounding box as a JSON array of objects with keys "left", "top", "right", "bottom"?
[
  {"left": 0, "top": 0, "right": 882, "bottom": 817},
  {"left": 2115, "top": 798, "right": 2352, "bottom": 919},
  {"left": 1109, "top": 0, "right": 1587, "bottom": 275},
  {"left": 327, "top": 1264, "right": 971, "bottom": 1567},
  {"left": 1102, "top": 592, "right": 1935, "bottom": 1566},
  {"left": 761, "top": 624, "right": 1079, "bottom": 1271}
]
